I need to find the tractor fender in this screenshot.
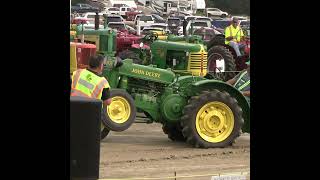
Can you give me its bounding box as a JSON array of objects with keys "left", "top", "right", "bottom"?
[{"left": 191, "top": 80, "right": 250, "bottom": 133}]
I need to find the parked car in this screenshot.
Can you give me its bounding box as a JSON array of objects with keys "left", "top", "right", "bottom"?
[
  {"left": 126, "top": 25, "right": 137, "bottom": 34},
  {"left": 103, "top": 7, "right": 120, "bottom": 15},
  {"left": 212, "top": 19, "right": 231, "bottom": 30},
  {"left": 151, "top": 14, "right": 166, "bottom": 23},
  {"left": 72, "top": 17, "right": 104, "bottom": 30},
  {"left": 232, "top": 16, "right": 249, "bottom": 20},
  {"left": 113, "top": 4, "right": 129, "bottom": 8},
  {"left": 71, "top": 3, "right": 99, "bottom": 13},
  {"left": 107, "top": 22, "right": 127, "bottom": 31},
  {"left": 82, "top": 12, "right": 105, "bottom": 24},
  {"left": 189, "top": 20, "right": 212, "bottom": 29},
  {"left": 149, "top": 23, "right": 168, "bottom": 31},
  {"left": 134, "top": 15, "right": 155, "bottom": 30},
  {"left": 240, "top": 20, "right": 250, "bottom": 37},
  {"left": 185, "top": 15, "right": 201, "bottom": 22},
  {"left": 195, "top": 17, "right": 213, "bottom": 22},
  {"left": 205, "top": 8, "right": 228, "bottom": 18},
  {"left": 185, "top": 20, "right": 213, "bottom": 35},
  {"left": 167, "top": 17, "right": 181, "bottom": 35},
  {"left": 104, "top": 14, "right": 124, "bottom": 24}
]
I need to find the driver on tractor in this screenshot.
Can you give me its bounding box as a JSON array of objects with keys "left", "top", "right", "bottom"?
[{"left": 225, "top": 17, "right": 246, "bottom": 60}]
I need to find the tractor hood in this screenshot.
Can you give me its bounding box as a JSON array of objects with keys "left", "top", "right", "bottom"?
[
  {"left": 151, "top": 40, "right": 203, "bottom": 52},
  {"left": 118, "top": 59, "right": 176, "bottom": 84}
]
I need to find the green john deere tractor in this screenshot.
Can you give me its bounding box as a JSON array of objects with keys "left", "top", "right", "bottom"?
[
  {"left": 99, "top": 57, "right": 249, "bottom": 148},
  {"left": 70, "top": 28, "right": 250, "bottom": 148}
]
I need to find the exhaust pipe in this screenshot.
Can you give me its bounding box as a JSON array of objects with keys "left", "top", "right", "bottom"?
[
  {"left": 95, "top": 12, "right": 99, "bottom": 30},
  {"left": 183, "top": 19, "right": 187, "bottom": 36}
]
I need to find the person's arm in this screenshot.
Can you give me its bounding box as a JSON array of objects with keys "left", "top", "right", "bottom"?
[
  {"left": 242, "top": 90, "right": 250, "bottom": 97},
  {"left": 101, "top": 88, "right": 112, "bottom": 107},
  {"left": 226, "top": 70, "right": 243, "bottom": 85},
  {"left": 226, "top": 77, "right": 236, "bottom": 85},
  {"left": 240, "top": 28, "right": 245, "bottom": 41}
]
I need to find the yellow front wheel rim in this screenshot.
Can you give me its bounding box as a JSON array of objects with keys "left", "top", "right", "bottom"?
[
  {"left": 107, "top": 96, "right": 131, "bottom": 124},
  {"left": 196, "top": 101, "right": 234, "bottom": 143}
]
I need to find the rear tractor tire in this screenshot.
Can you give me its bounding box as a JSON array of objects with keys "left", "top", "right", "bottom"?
[
  {"left": 181, "top": 90, "right": 244, "bottom": 148},
  {"left": 207, "top": 45, "right": 236, "bottom": 81}
]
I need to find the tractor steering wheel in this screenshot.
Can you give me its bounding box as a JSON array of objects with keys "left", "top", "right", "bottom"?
[{"left": 144, "top": 32, "right": 158, "bottom": 42}]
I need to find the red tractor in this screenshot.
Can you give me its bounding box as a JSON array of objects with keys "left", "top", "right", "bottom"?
[
  {"left": 116, "top": 29, "right": 150, "bottom": 64},
  {"left": 116, "top": 30, "right": 141, "bottom": 52},
  {"left": 194, "top": 26, "right": 250, "bottom": 81}
]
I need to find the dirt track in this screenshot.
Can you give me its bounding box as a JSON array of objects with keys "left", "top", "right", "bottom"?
[{"left": 99, "top": 123, "right": 250, "bottom": 180}]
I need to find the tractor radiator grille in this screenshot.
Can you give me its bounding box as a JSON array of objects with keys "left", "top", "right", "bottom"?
[{"left": 188, "top": 51, "right": 208, "bottom": 76}]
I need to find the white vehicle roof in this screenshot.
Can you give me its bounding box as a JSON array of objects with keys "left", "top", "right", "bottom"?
[
  {"left": 150, "top": 23, "right": 167, "bottom": 27},
  {"left": 106, "top": 7, "right": 120, "bottom": 10},
  {"left": 185, "top": 15, "right": 203, "bottom": 19},
  {"left": 191, "top": 20, "right": 211, "bottom": 23},
  {"left": 232, "top": 16, "right": 249, "bottom": 20},
  {"left": 83, "top": 12, "right": 104, "bottom": 16},
  {"left": 109, "top": 0, "right": 137, "bottom": 8},
  {"left": 142, "top": 27, "right": 164, "bottom": 31},
  {"left": 206, "top": 8, "right": 221, "bottom": 10},
  {"left": 107, "top": 22, "right": 126, "bottom": 25},
  {"left": 82, "top": 24, "right": 105, "bottom": 29}
]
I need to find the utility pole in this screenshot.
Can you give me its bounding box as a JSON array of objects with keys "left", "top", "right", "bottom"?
[{"left": 178, "top": 0, "right": 180, "bottom": 15}]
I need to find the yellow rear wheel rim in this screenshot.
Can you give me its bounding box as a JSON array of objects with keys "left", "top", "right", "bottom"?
[
  {"left": 195, "top": 101, "right": 234, "bottom": 143},
  {"left": 107, "top": 96, "right": 131, "bottom": 124}
]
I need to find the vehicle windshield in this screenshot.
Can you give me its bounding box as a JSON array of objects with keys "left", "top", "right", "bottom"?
[
  {"left": 109, "top": 8, "right": 119, "bottom": 11},
  {"left": 153, "top": 14, "right": 164, "bottom": 21},
  {"left": 139, "top": 16, "right": 153, "bottom": 21},
  {"left": 212, "top": 20, "right": 230, "bottom": 29},
  {"left": 107, "top": 17, "right": 122, "bottom": 22},
  {"left": 168, "top": 19, "right": 180, "bottom": 26},
  {"left": 180, "top": 7, "right": 187, "bottom": 11},
  {"left": 240, "top": 21, "right": 250, "bottom": 26},
  {"left": 150, "top": 25, "right": 166, "bottom": 29},
  {"left": 196, "top": 18, "right": 210, "bottom": 21},
  {"left": 108, "top": 24, "right": 126, "bottom": 30},
  {"left": 192, "top": 22, "right": 209, "bottom": 27},
  {"left": 186, "top": 17, "right": 196, "bottom": 21},
  {"left": 87, "top": 15, "right": 104, "bottom": 19}
]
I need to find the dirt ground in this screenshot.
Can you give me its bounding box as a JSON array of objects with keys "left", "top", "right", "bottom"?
[{"left": 99, "top": 123, "right": 250, "bottom": 180}]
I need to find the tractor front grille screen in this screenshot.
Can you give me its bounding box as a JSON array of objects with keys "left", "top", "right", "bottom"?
[{"left": 188, "top": 51, "right": 208, "bottom": 76}]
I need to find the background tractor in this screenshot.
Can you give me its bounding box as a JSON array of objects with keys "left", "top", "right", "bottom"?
[{"left": 171, "top": 19, "right": 250, "bottom": 81}]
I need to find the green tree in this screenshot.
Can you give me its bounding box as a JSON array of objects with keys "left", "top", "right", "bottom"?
[{"left": 71, "top": 0, "right": 86, "bottom": 5}]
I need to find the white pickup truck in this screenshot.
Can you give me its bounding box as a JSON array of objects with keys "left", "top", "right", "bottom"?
[{"left": 134, "top": 15, "right": 155, "bottom": 30}]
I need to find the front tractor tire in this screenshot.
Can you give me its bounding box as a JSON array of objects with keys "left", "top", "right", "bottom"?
[
  {"left": 181, "top": 90, "right": 243, "bottom": 148},
  {"left": 162, "top": 123, "right": 186, "bottom": 142},
  {"left": 102, "top": 89, "right": 136, "bottom": 132}
]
